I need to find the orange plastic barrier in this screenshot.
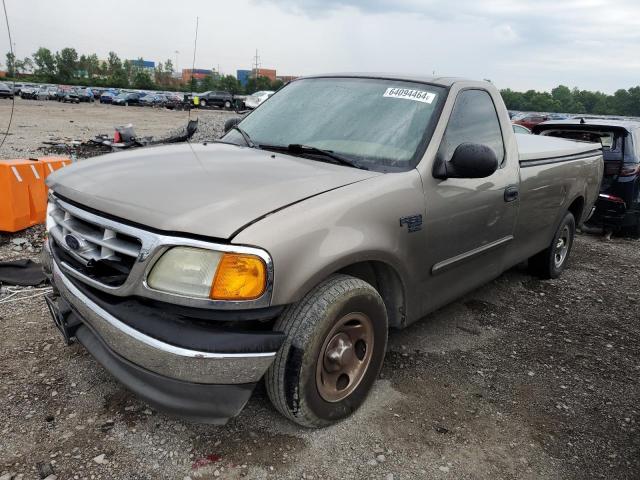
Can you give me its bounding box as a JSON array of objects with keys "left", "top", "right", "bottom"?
[{"left": 0, "top": 157, "right": 71, "bottom": 232}]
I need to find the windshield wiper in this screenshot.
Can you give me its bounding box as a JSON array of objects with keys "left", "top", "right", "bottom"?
[{"left": 259, "top": 143, "right": 368, "bottom": 170}]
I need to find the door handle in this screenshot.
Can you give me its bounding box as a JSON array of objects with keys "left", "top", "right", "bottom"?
[{"left": 504, "top": 185, "right": 519, "bottom": 202}]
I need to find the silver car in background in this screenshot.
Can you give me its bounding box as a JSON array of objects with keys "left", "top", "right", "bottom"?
[{"left": 244, "top": 90, "right": 275, "bottom": 109}]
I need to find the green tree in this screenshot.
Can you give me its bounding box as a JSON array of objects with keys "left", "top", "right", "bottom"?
[
  {"left": 5, "top": 52, "right": 16, "bottom": 77},
  {"left": 219, "top": 74, "right": 241, "bottom": 94},
  {"left": 106, "top": 51, "right": 122, "bottom": 76},
  {"left": 132, "top": 70, "right": 155, "bottom": 89},
  {"left": 32, "top": 47, "right": 56, "bottom": 80},
  {"left": 86, "top": 53, "right": 100, "bottom": 78},
  {"left": 55, "top": 47, "right": 79, "bottom": 82}
]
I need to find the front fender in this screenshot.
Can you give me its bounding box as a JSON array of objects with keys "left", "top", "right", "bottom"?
[{"left": 232, "top": 170, "right": 426, "bottom": 318}]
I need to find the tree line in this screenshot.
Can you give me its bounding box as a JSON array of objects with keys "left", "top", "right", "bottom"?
[
  {"left": 501, "top": 85, "right": 640, "bottom": 117},
  {"left": 3, "top": 47, "right": 640, "bottom": 115},
  {"left": 3, "top": 47, "right": 283, "bottom": 95}
]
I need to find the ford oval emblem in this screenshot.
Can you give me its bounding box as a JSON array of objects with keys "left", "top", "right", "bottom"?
[{"left": 64, "top": 234, "right": 82, "bottom": 251}]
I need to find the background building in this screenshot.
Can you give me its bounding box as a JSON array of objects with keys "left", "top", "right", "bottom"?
[
  {"left": 277, "top": 75, "right": 298, "bottom": 83},
  {"left": 237, "top": 69, "right": 251, "bottom": 87},
  {"left": 182, "top": 68, "right": 213, "bottom": 83},
  {"left": 130, "top": 59, "right": 155, "bottom": 71},
  {"left": 254, "top": 68, "right": 276, "bottom": 81}
]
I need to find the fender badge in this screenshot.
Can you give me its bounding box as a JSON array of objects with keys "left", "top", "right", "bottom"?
[{"left": 400, "top": 215, "right": 423, "bottom": 233}]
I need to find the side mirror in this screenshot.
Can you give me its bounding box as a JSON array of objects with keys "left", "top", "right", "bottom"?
[
  {"left": 434, "top": 143, "right": 498, "bottom": 179},
  {"left": 224, "top": 117, "right": 242, "bottom": 133}
]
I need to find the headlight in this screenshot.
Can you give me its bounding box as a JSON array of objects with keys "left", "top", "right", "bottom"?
[
  {"left": 147, "top": 247, "right": 267, "bottom": 301},
  {"left": 46, "top": 197, "right": 55, "bottom": 232}
]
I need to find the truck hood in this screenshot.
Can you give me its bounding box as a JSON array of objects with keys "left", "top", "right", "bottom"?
[{"left": 47, "top": 143, "right": 379, "bottom": 239}]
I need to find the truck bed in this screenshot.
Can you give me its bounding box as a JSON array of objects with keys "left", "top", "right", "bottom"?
[{"left": 516, "top": 133, "right": 601, "bottom": 163}]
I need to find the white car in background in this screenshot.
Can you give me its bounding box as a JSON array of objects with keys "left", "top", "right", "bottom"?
[{"left": 244, "top": 90, "right": 275, "bottom": 109}]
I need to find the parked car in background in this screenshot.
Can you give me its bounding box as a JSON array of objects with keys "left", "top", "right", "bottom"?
[
  {"left": 112, "top": 92, "right": 142, "bottom": 106},
  {"left": 194, "top": 90, "right": 234, "bottom": 109},
  {"left": 43, "top": 75, "right": 602, "bottom": 427},
  {"left": 513, "top": 113, "right": 549, "bottom": 130},
  {"left": 0, "top": 82, "right": 13, "bottom": 99},
  {"left": 60, "top": 89, "right": 80, "bottom": 104},
  {"left": 244, "top": 90, "right": 275, "bottom": 109},
  {"left": 534, "top": 119, "right": 640, "bottom": 236},
  {"left": 11, "top": 83, "right": 24, "bottom": 95},
  {"left": 35, "top": 86, "right": 51, "bottom": 100},
  {"left": 77, "top": 89, "right": 95, "bottom": 102},
  {"left": 91, "top": 88, "right": 105, "bottom": 99},
  {"left": 44, "top": 86, "right": 58, "bottom": 100},
  {"left": 512, "top": 124, "right": 531, "bottom": 134},
  {"left": 20, "top": 85, "right": 38, "bottom": 99},
  {"left": 100, "top": 91, "right": 118, "bottom": 104},
  {"left": 139, "top": 93, "right": 167, "bottom": 107}
]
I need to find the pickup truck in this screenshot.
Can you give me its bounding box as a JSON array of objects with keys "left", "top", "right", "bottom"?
[{"left": 42, "top": 74, "right": 603, "bottom": 427}]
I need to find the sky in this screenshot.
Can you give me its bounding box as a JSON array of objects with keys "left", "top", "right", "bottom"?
[{"left": 2, "top": 0, "right": 640, "bottom": 93}]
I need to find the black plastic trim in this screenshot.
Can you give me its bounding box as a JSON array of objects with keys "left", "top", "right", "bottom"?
[
  {"left": 59, "top": 273, "right": 286, "bottom": 354},
  {"left": 75, "top": 325, "right": 255, "bottom": 424}
]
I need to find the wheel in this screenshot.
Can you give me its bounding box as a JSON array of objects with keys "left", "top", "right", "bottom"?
[
  {"left": 200, "top": 99, "right": 207, "bottom": 107},
  {"left": 266, "top": 274, "right": 388, "bottom": 427},
  {"left": 224, "top": 100, "right": 231, "bottom": 109},
  {"left": 529, "top": 211, "right": 576, "bottom": 279}
]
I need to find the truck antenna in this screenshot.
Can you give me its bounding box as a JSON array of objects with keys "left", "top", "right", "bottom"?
[{"left": 188, "top": 16, "right": 199, "bottom": 120}]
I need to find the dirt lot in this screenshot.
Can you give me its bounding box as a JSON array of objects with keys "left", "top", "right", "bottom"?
[
  {"left": 1, "top": 100, "right": 639, "bottom": 480},
  {"left": 0, "top": 98, "right": 232, "bottom": 158}
]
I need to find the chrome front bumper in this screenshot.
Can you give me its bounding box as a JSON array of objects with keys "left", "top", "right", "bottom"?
[{"left": 51, "top": 261, "right": 278, "bottom": 385}]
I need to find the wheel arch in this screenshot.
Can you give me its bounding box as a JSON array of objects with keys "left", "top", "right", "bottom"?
[
  {"left": 567, "top": 195, "right": 585, "bottom": 225},
  {"left": 281, "top": 256, "right": 408, "bottom": 329},
  {"left": 337, "top": 260, "right": 407, "bottom": 328}
]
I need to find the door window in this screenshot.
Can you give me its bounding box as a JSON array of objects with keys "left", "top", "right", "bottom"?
[{"left": 438, "top": 89, "right": 505, "bottom": 165}]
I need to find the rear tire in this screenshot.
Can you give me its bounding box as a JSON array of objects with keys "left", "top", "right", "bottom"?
[
  {"left": 529, "top": 211, "right": 576, "bottom": 279},
  {"left": 266, "top": 274, "right": 388, "bottom": 428},
  {"left": 200, "top": 99, "right": 207, "bottom": 107}
]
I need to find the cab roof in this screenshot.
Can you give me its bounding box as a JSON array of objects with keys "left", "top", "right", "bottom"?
[{"left": 298, "top": 73, "right": 473, "bottom": 88}]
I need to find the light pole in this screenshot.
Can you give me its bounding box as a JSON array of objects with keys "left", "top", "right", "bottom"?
[{"left": 174, "top": 50, "right": 179, "bottom": 74}]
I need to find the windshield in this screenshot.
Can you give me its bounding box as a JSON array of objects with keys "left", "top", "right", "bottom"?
[{"left": 223, "top": 77, "right": 445, "bottom": 171}]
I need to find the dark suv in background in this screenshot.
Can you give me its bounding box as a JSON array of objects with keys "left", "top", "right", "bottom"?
[
  {"left": 194, "top": 90, "right": 233, "bottom": 109},
  {"left": 534, "top": 119, "right": 640, "bottom": 236}
]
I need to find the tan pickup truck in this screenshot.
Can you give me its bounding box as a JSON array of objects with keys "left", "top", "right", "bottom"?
[{"left": 42, "top": 75, "right": 603, "bottom": 427}]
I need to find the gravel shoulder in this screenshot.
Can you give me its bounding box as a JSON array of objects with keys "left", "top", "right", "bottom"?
[{"left": 1, "top": 99, "right": 638, "bottom": 480}]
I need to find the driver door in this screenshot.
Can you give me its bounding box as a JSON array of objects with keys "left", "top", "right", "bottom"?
[{"left": 419, "top": 88, "right": 519, "bottom": 313}]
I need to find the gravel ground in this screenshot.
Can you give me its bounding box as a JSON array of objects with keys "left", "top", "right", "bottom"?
[
  {"left": 1, "top": 99, "right": 639, "bottom": 480},
  {"left": 0, "top": 97, "right": 235, "bottom": 159}
]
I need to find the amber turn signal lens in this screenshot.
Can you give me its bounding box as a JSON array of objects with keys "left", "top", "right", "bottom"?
[{"left": 210, "top": 253, "right": 267, "bottom": 300}]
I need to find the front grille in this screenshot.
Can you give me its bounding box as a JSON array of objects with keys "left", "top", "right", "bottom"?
[{"left": 48, "top": 198, "right": 142, "bottom": 287}]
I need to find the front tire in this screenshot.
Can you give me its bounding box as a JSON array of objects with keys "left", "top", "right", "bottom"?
[
  {"left": 529, "top": 211, "right": 576, "bottom": 279},
  {"left": 266, "top": 274, "right": 388, "bottom": 428},
  {"left": 224, "top": 100, "right": 231, "bottom": 109},
  {"left": 200, "top": 99, "right": 206, "bottom": 107}
]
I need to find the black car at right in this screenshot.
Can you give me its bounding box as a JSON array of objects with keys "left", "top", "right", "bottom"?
[{"left": 534, "top": 119, "right": 640, "bottom": 236}]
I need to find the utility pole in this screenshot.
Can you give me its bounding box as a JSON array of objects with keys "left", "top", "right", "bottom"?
[
  {"left": 252, "top": 49, "right": 261, "bottom": 78},
  {"left": 174, "top": 50, "right": 179, "bottom": 73}
]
